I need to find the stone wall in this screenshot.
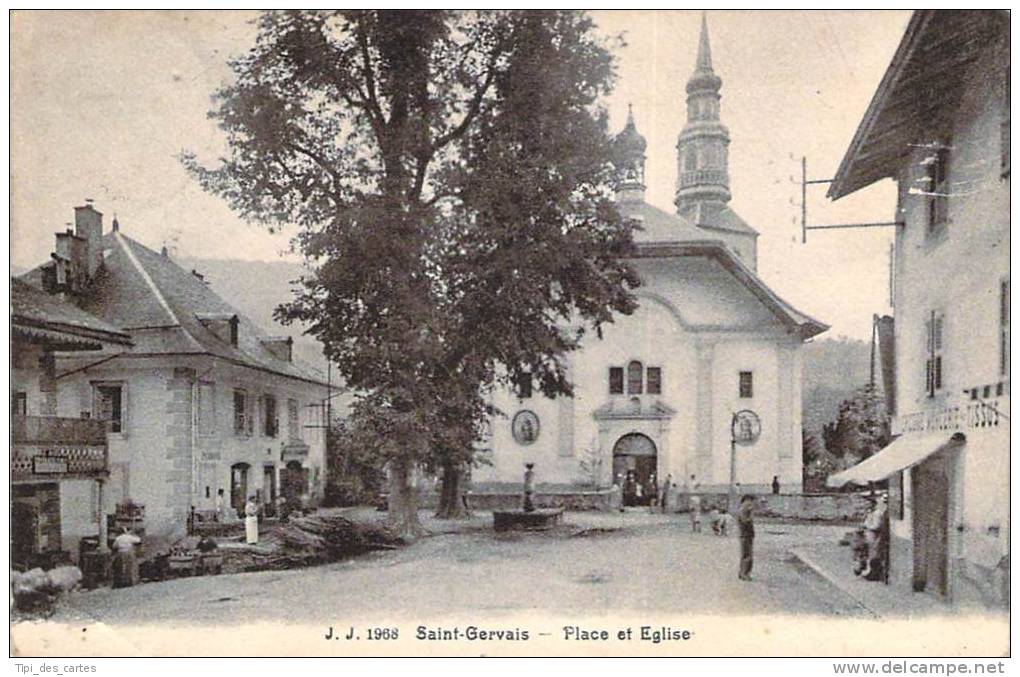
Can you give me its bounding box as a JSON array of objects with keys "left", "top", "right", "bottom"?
[{"left": 674, "top": 491, "right": 872, "bottom": 522}]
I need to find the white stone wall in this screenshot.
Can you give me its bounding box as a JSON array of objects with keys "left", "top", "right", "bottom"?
[
  {"left": 476, "top": 254, "right": 807, "bottom": 492},
  {"left": 55, "top": 355, "right": 327, "bottom": 540}
]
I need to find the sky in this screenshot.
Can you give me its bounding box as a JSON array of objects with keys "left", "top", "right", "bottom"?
[{"left": 10, "top": 10, "right": 912, "bottom": 340}]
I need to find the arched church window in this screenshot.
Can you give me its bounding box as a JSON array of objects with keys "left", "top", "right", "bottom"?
[{"left": 627, "top": 361, "right": 643, "bottom": 395}]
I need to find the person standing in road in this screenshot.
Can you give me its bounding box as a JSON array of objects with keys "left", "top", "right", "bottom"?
[
  {"left": 689, "top": 488, "right": 702, "bottom": 532},
  {"left": 244, "top": 495, "right": 259, "bottom": 544},
  {"left": 737, "top": 494, "right": 756, "bottom": 581},
  {"left": 660, "top": 474, "right": 672, "bottom": 514}
]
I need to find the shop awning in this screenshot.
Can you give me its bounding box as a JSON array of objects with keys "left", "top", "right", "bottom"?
[{"left": 827, "top": 432, "right": 966, "bottom": 488}]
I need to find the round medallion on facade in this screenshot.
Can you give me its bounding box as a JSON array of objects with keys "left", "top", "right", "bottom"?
[
  {"left": 511, "top": 410, "right": 540, "bottom": 446},
  {"left": 732, "top": 409, "right": 761, "bottom": 446}
]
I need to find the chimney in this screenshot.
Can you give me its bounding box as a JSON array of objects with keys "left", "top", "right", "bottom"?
[
  {"left": 261, "top": 336, "right": 293, "bottom": 362},
  {"left": 74, "top": 203, "right": 103, "bottom": 277}
]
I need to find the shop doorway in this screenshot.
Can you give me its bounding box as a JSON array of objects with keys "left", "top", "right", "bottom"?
[
  {"left": 612, "top": 433, "right": 658, "bottom": 506},
  {"left": 912, "top": 452, "right": 952, "bottom": 597},
  {"left": 230, "top": 462, "right": 250, "bottom": 518}
]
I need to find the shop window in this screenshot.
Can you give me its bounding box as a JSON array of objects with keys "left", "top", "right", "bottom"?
[
  {"left": 262, "top": 394, "right": 279, "bottom": 437},
  {"left": 12, "top": 391, "right": 27, "bottom": 416},
  {"left": 925, "top": 143, "right": 950, "bottom": 235},
  {"left": 925, "top": 311, "right": 945, "bottom": 398},
  {"left": 234, "top": 389, "right": 253, "bottom": 436},
  {"left": 93, "top": 383, "right": 124, "bottom": 433}
]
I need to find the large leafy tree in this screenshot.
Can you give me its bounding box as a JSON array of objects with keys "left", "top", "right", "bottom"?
[
  {"left": 821, "top": 383, "right": 891, "bottom": 469},
  {"left": 184, "top": 10, "right": 638, "bottom": 539}
]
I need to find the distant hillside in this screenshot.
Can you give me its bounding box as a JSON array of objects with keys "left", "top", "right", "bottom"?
[
  {"left": 176, "top": 256, "right": 327, "bottom": 372},
  {"left": 802, "top": 337, "right": 873, "bottom": 437}
]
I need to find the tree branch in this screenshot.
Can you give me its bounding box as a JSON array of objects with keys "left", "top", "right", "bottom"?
[{"left": 431, "top": 49, "right": 500, "bottom": 152}]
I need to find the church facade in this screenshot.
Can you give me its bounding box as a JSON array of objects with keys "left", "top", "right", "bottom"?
[{"left": 474, "top": 16, "right": 827, "bottom": 496}]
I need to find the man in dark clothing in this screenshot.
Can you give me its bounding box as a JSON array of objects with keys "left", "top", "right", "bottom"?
[{"left": 737, "top": 494, "right": 755, "bottom": 581}]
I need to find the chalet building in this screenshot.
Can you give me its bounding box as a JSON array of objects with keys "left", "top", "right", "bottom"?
[
  {"left": 20, "top": 205, "right": 329, "bottom": 544},
  {"left": 12, "top": 277, "right": 132, "bottom": 566},
  {"left": 828, "top": 11, "right": 1009, "bottom": 608},
  {"left": 475, "top": 16, "right": 827, "bottom": 496}
]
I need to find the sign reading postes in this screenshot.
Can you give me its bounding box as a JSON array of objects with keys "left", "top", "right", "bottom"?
[
  {"left": 511, "top": 410, "right": 540, "bottom": 446},
  {"left": 731, "top": 409, "right": 761, "bottom": 446},
  {"left": 33, "top": 456, "right": 69, "bottom": 474}
]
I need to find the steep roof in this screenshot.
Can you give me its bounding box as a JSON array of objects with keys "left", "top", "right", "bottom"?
[
  {"left": 622, "top": 200, "right": 706, "bottom": 243},
  {"left": 828, "top": 10, "right": 1008, "bottom": 199},
  {"left": 12, "top": 277, "right": 133, "bottom": 350},
  {"left": 691, "top": 203, "right": 758, "bottom": 236},
  {"left": 25, "top": 232, "right": 327, "bottom": 386},
  {"left": 631, "top": 240, "right": 828, "bottom": 339}
]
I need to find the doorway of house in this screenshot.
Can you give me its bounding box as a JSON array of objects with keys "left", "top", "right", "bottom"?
[
  {"left": 263, "top": 464, "right": 277, "bottom": 517},
  {"left": 11, "top": 500, "right": 40, "bottom": 568},
  {"left": 230, "top": 462, "right": 250, "bottom": 518},
  {"left": 612, "top": 433, "right": 658, "bottom": 507},
  {"left": 912, "top": 452, "right": 951, "bottom": 597}
]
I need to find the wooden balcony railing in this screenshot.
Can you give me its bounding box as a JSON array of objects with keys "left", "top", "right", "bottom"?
[{"left": 12, "top": 415, "right": 108, "bottom": 481}]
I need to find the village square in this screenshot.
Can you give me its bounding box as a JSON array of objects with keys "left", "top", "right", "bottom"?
[{"left": 9, "top": 10, "right": 1010, "bottom": 657}]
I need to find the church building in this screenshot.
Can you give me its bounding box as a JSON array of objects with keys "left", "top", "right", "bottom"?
[{"left": 474, "top": 15, "right": 827, "bottom": 497}]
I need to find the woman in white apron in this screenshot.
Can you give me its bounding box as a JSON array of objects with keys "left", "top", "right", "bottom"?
[{"left": 244, "top": 496, "right": 259, "bottom": 544}]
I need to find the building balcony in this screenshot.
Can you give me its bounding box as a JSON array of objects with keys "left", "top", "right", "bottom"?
[
  {"left": 12, "top": 415, "right": 109, "bottom": 482},
  {"left": 677, "top": 169, "right": 729, "bottom": 189}
]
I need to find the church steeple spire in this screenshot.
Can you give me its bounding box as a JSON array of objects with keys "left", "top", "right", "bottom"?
[
  {"left": 612, "top": 103, "right": 647, "bottom": 203},
  {"left": 675, "top": 12, "right": 731, "bottom": 215},
  {"left": 696, "top": 11, "right": 713, "bottom": 72}
]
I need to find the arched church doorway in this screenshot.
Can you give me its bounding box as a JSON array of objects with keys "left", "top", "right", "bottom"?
[{"left": 612, "top": 433, "right": 657, "bottom": 507}]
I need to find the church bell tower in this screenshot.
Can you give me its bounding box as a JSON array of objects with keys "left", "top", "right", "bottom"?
[{"left": 674, "top": 13, "right": 732, "bottom": 218}]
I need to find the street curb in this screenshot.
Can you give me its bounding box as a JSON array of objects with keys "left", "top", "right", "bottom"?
[{"left": 789, "top": 547, "right": 879, "bottom": 618}]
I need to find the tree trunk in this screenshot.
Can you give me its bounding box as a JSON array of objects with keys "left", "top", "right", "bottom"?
[
  {"left": 435, "top": 461, "right": 469, "bottom": 519},
  {"left": 387, "top": 457, "right": 425, "bottom": 541}
]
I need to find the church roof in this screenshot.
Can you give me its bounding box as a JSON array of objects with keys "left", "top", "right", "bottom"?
[
  {"left": 622, "top": 200, "right": 705, "bottom": 243},
  {"left": 614, "top": 105, "right": 647, "bottom": 156},
  {"left": 691, "top": 202, "right": 758, "bottom": 236},
  {"left": 22, "top": 231, "right": 327, "bottom": 386},
  {"left": 631, "top": 240, "right": 828, "bottom": 339}
]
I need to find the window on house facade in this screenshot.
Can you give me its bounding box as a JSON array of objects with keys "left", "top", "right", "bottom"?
[
  {"left": 646, "top": 367, "right": 662, "bottom": 395},
  {"left": 516, "top": 373, "right": 532, "bottom": 399},
  {"left": 287, "top": 398, "right": 300, "bottom": 440},
  {"left": 609, "top": 367, "right": 624, "bottom": 394},
  {"left": 739, "top": 371, "right": 754, "bottom": 399},
  {"left": 233, "top": 389, "right": 253, "bottom": 436},
  {"left": 1001, "top": 280, "right": 1010, "bottom": 378},
  {"left": 925, "top": 311, "right": 945, "bottom": 398},
  {"left": 262, "top": 394, "right": 279, "bottom": 437},
  {"left": 627, "top": 361, "right": 644, "bottom": 395},
  {"left": 926, "top": 143, "right": 950, "bottom": 235},
  {"left": 12, "top": 391, "right": 27, "bottom": 416},
  {"left": 93, "top": 383, "right": 124, "bottom": 433},
  {"left": 197, "top": 382, "right": 216, "bottom": 435}
]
